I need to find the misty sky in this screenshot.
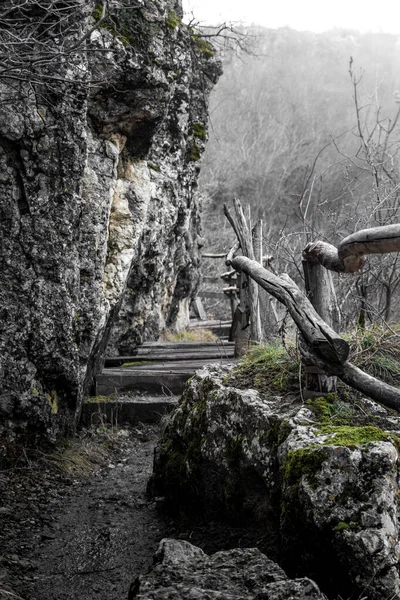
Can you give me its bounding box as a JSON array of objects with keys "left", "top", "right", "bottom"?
[{"left": 182, "top": 0, "right": 400, "bottom": 34}]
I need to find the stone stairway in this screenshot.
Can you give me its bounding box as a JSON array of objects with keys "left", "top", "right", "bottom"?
[{"left": 81, "top": 340, "right": 235, "bottom": 427}]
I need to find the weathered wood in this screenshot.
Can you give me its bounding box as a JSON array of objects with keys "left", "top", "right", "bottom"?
[
  {"left": 199, "top": 291, "right": 227, "bottom": 299},
  {"left": 224, "top": 200, "right": 261, "bottom": 344},
  {"left": 189, "top": 319, "right": 231, "bottom": 329},
  {"left": 202, "top": 253, "right": 227, "bottom": 258},
  {"left": 339, "top": 224, "right": 400, "bottom": 257},
  {"left": 220, "top": 269, "right": 237, "bottom": 281},
  {"left": 304, "top": 224, "right": 400, "bottom": 274},
  {"left": 252, "top": 219, "right": 263, "bottom": 340},
  {"left": 226, "top": 241, "right": 240, "bottom": 266},
  {"left": 302, "top": 257, "right": 340, "bottom": 393},
  {"left": 191, "top": 297, "right": 206, "bottom": 320},
  {"left": 302, "top": 259, "right": 340, "bottom": 332},
  {"left": 299, "top": 340, "right": 400, "bottom": 411},
  {"left": 230, "top": 305, "right": 250, "bottom": 356},
  {"left": 230, "top": 255, "right": 349, "bottom": 365},
  {"left": 340, "top": 362, "right": 400, "bottom": 412},
  {"left": 303, "top": 241, "right": 349, "bottom": 272},
  {"left": 105, "top": 349, "right": 235, "bottom": 367}
]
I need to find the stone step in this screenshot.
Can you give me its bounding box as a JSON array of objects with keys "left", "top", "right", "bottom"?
[{"left": 81, "top": 394, "right": 178, "bottom": 427}]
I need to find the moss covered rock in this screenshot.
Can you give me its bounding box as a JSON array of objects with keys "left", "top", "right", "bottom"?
[{"left": 151, "top": 365, "right": 400, "bottom": 600}]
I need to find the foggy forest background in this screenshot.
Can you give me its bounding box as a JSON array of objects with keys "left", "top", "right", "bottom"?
[{"left": 199, "top": 26, "right": 400, "bottom": 328}]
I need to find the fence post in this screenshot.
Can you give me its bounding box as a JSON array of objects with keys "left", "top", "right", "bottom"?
[
  {"left": 302, "top": 257, "right": 340, "bottom": 395},
  {"left": 224, "top": 200, "right": 262, "bottom": 353}
]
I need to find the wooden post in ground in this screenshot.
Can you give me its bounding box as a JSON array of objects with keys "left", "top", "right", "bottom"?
[
  {"left": 224, "top": 200, "right": 262, "bottom": 356},
  {"left": 252, "top": 219, "right": 263, "bottom": 342},
  {"left": 302, "top": 253, "right": 341, "bottom": 395},
  {"left": 230, "top": 271, "right": 251, "bottom": 353}
]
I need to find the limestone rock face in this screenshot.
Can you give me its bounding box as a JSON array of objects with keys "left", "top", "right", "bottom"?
[
  {"left": 151, "top": 366, "right": 400, "bottom": 600},
  {"left": 129, "top": 538, "right": 327, "bottom": 600},
  {"left": 0, "top": 0, "right": 220, "bottom": 435}
]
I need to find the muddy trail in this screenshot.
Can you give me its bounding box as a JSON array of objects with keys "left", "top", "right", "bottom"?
[{"left": 1, "top": 423, "right": 258, "bottom": 600}]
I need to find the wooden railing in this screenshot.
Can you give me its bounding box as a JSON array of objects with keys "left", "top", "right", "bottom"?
[{"left": 219, "top": 198, "right": 400, "bottom": 411}]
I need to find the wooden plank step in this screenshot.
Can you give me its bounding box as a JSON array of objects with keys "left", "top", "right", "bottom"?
[
  {"left": 138, "top": 341, "right": 234, "bottom": 348},
  {"left": 105, "top": 349, "right": 235, "bottom": 368},
  {"left": 81, "top": 395, "right": 178, "bottom": 427},
  {"left": 96, "top": 359, "right": 235, "bottom": 396},
  {"left": 96, "top": 370, "right": 193, "bottom": 396},
  {"left": 189, "top": 320, "right": 232, "bottom": 329}
]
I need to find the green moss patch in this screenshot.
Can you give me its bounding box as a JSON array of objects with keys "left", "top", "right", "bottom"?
[
  {"left": 191, "top": 35, "right": 215, "bottom": 58},
  {"left": 166, "top": 9, "right": 181, "bottom": 29},
  {"left": 225, "top": 343, "right": 300, "bottom": 395},
  {"left": 192, "top": 122, "right": 206, "bottom": 140},
  {"left": 283, "top": 447, "right": 326, "bottom": 487},
  {"left": 320, "top": 424, "right": 397, "bottom": 448},
  {"left": 190, "top": 141, "right": 201, "bottom": 161}
]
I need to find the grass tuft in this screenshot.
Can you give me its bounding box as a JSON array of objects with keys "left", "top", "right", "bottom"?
[
  {"left": 225, "top": 342, "right": 300, "bottom": 394},
  {"left": 346, "top": 323, "right": 400, "bottom": 386},
  {"left": 39, "top": 440, "right": 107, "bottom": 476}
]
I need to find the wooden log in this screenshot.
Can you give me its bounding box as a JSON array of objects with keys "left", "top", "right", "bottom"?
[
  {"left": 304, "top": 224, "right": 400, "bottom": 274},
  {"left": 231, "top": 253, "right": 400, "bottom": 410},
  {"left": 303, "top": 241, "right": 349, "bottom": 272},
  {"left": 339, "top": 224, "right": 400, "bottom": 257},
  {"left": 299, "top": 339, "right": 400, "bottom": 411},
  {"left": 230, "top": 255, "right": 349, "bottom": 365}
]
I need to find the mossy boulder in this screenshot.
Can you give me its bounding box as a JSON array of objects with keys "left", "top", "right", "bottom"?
[{"left": 151, "top": 365, "right": 400, "bottom": 600}]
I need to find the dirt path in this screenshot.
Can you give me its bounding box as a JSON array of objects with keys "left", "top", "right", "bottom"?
[
  {"left": 1, "top": 422, "right": 264, "bottom": 600},
  {"left": 0, "top": 426, "right": 169, "bottom": 600}
]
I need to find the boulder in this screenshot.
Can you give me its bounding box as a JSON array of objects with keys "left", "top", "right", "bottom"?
[
  {"left": 151, "top": 365, "right": 400, "bottom": 600},
  {"left": 129, "top": 538, "right": 327, "bottom": 600}
]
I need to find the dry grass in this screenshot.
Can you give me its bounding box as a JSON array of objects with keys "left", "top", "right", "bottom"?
[
  {"left": 162, "top": 328, "right": 218, "bottom": 342},
  {"left": 346, "top": 323, "right": 400, "bottom": 386},
  {"left": 36, "top": 438, "right": 108, "bottom": 476}
]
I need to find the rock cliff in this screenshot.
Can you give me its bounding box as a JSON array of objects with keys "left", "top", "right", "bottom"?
[
  {"left": 0, "top": 0, "right": 220, "bottom": 437},
  {"left": 151, "top": 366, "right": 400, "bottom": 600}
]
